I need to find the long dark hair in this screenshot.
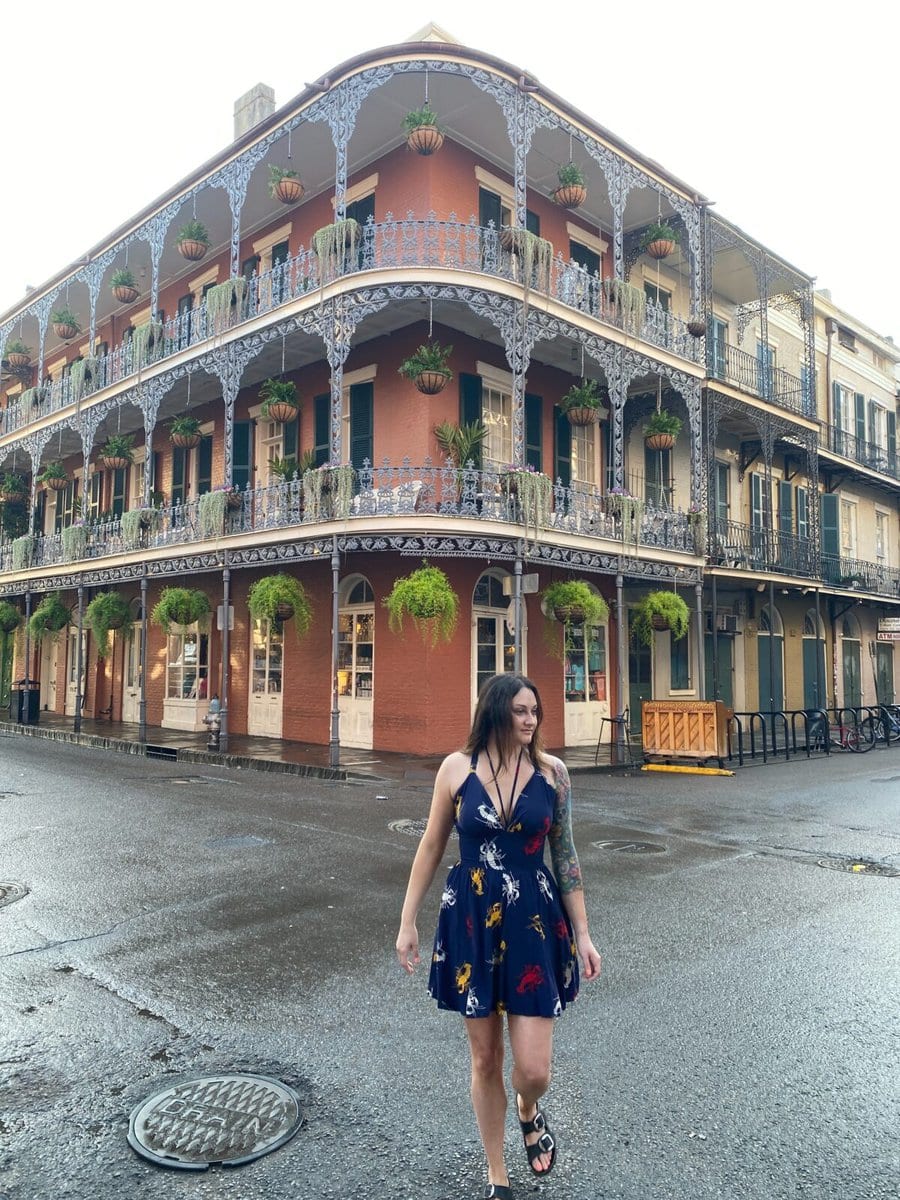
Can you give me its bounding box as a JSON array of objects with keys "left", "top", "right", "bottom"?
[{"left": 464, "top": 673, "right": 545, "bottom": 769}]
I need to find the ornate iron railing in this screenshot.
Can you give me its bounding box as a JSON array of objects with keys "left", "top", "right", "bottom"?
[
  {"left": 821, "top": 423, "right": 898, "bottom": 480},
  {"left": 709, "top": 342, "right": 806, "bottom": 414},
  {"left": 0, "top": 461, "right": 698, "bottom": 576},
  {"left": 821, "top": 554, "right": 900, "bottom": 597},
  {"left": 707, "top": 517, "right": 816, "bottom": 576},
  {"left": 1, "top": 217, "right": 703, "bottom": 435}
]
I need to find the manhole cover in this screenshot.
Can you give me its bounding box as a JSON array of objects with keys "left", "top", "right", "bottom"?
[
  {"left": 0, "top": 792, "right": 22, "bottom": 799},
  {"left": 204, "top": 835, "right": 272, "bottom": 850},
  {"left": 0, "top": 882, "right": 29, "bottom": 909},
  {"left": 127, "top": 1073, "right": 303, "bottom": 1170},
  {"left": 592, "top": 839, "right": 667, "bottom": 855},
  {"left": 169, "top": 776, "right": 212, "bottom": 785},
  {"left": 816, "top": 857, "right": 899, "bottom": 878},
  {"left": 388, "top": 818, "right": 428, "bottom": 838}
]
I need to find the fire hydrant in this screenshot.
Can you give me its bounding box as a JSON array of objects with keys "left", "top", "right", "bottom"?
[{"left": 203, "top": 696, "right": 221, "bottom": 750}]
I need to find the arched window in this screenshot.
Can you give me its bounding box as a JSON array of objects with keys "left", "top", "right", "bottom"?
[
  {"left": 472, "top": 570, "right": 517, "bottom": 698},
  {"left": 338, "top": 575, "right": 374, "bottom": 700}
]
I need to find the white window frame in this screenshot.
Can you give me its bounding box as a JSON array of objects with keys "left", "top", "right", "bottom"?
[
  {"left": 839, "top": 496, "right": 858, "bottom": 557},
  {"left": 476, "top": 360, "right": 514, "bottom": 472}
]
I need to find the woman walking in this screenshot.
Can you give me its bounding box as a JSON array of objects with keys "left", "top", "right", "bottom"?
[{"left": 397, "top": 673, "right": 601, "bottom": 1199}]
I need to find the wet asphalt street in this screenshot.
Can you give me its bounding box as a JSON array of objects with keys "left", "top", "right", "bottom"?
[{"left": 0, "top": 734, "right": 898, "bottom": 1200}]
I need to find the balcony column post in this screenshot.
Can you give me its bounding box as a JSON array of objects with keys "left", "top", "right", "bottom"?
[
  {"left": 768, "top": 576, "right": 776, "bottom": 714},
  {"left": 814, "top": 588, "right": 824, "bottom": 709},
  {"left": 329, "top": 534, "right": 341, "bottom": 769},
  {"left": 612, "top": 567, "right": 628, "bottom": 766},
  {"left": 138, "top": 378, "right": 166, "bottom": 508},
  {"left": 607, "top": 362, "right": 627, "bottom": 491},
  {"left": 219, "top": 559, "right": 231, "bottom": 754},
  {"left": 74, "top": 583, "right": 85, "bottom": 734},
  {"left": 694, "top": 580, "right": 705, "bottom": 701},
  {"left": 684, "top": 379, "right": 704, "bottom": 512},
  {"left": 513, "top": 551, "right": 523, "bottom": 674},
  {"left": 210, "top": 343, "right": 256, "bottom": 489},
  {"left": 710, "top": 573, "right": 719, "bottom": 701},
  {"left": 138, "top": 574, "right": 148, "bottom": 744},
  {"left": 23, "top": 591, "right": 32, "bottom": 699}
]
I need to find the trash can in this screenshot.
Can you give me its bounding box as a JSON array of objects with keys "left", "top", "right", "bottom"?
[{"left": 10, "top": 680, "right": 39, "bottom": 725}]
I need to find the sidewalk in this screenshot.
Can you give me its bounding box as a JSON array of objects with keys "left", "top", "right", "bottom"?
[{"left": 0, "top": 711, "right": 634, "bottom": 783}]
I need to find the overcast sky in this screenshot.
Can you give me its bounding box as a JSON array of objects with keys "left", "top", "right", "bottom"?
[{"left": 2, "top": 1, "right": 896, "bottom": 343}]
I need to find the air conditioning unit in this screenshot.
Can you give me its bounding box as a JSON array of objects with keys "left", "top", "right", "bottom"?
[{"left": 718, "top": 614, "right": 739, "bottom": 634}]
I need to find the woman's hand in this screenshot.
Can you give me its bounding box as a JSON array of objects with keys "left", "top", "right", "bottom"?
[
  {"left": 576, "top": 932, "right": 602, "bottom": 981},
  {"left": 396, "top": 922, "right": 421, "bottom": 974}
]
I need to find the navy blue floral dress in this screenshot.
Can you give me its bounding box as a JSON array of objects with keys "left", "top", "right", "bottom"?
[{"left": 428, "top": 754, "right": 580, "bottom": 1018}]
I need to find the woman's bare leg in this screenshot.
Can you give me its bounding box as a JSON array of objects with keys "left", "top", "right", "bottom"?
[
  {"left": 507, "top": 1014, "right": 555, "bottom": 1174},
  {"left": 464, "top": 1013, "right": 509, "bottom": 1186}
]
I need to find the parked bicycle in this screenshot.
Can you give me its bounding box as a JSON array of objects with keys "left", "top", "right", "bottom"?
[
  {"left": 808, "top": 711, "right": 876, "bottom": 753},
  {"left": 861, "top": 705, "right": 900, "bottom": 746}
]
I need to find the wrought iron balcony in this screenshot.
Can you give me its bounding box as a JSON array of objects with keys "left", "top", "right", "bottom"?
[
  {"left": 821, "top": 554, "right": 900, "bottom": 597},
  {"left": 1, "top": 217, "right": 702, "bottom": 436},
  {"left": 709, "top": 343, "right": 808, "bottom": 415},
  {"left": 0, "top": 462, "right": 698, "bottom": 577},
  {"left": 821, "top": 423, "right": 898, "bottom": 480},
  {"left": 707, "top": 518, "right": 817, "bottom": 576}
]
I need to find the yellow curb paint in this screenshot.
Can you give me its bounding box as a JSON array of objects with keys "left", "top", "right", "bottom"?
[{"left": 641, "top": 764, "right": 735, "bottom": 777}]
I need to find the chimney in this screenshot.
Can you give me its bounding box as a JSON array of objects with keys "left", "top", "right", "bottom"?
[{"left": 234, "top": 83, "right": 275, "bottom": 140}]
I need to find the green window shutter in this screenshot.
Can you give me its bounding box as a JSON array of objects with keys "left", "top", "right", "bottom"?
[
  {"left": 34, "top": 489, "right": 45, "bottom": 537},
  {"left": 751, "top": 474, "right": 764, "bottom": 529},
  {"left": 349, "top": 382, "right": 374, "bottom": 468},
  {"left": 346, "top": 194, "right": 375, "bottom": 226},
  {"left": 457, "top": 373, "right": 483, "bottom": 468},
  {"left": 313, "top": 394, "right": 330, "bottom": 466},
  {"left": 232, "top": 421, "right": 252, "bottom": 491},
  {"left": 820, "top": 492, "right": 839, "bottom": 558},
  {"left": 887, "top": 411, "right": 897, "bottom": 464},
  {"left": 796, "top": 486, "right": 808, "bottom": 540},
  {"left": 111, "top": 468, "right": 127, "bottom": 519},
  {"left": 569, "top": 241, "right": 600, "bottom": 275},
  {"left": 283, "top": 420, "right": 298, "bottom": 462},
  {"left": 526, "top": 209, "right": 540, "bottom": 235},
  {"left": 779, "top": 480, "right": 792, "bottom": 534},
  {"left": 196, "top": 436, "right": 213, "bottom": 495},
  {"left": 171, "top": 447, "right": 187, "bottom": 505},
  {"left": 554, "top": 406, "right": 572, "bottom": 487},
  {"left": 524, "top": 393, "right": 542, "bottom": 471},
  {"left": 478, "top": 188, "right": 502, "bottom": 230},
  {"left": 854, "top": 392, "right": 866, "bottom": 444},
  {"left": 832, "top": 381, "right": 842, "bottom": 428}
]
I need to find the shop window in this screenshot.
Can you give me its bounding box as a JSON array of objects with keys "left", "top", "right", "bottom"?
[
  {"left": 165, "top": 629, "right": 208, "bottom": 700},
  {"left": 565, "top": 620, "right": 607, "bottom": 704}
]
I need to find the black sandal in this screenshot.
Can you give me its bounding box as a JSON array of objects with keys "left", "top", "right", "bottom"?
[
  {"left": 517, "top": 1098, "right": 557, "bottom": 1177},
  {"left": 483, "top": 1186, "right": 513, "bottom": 1200}
]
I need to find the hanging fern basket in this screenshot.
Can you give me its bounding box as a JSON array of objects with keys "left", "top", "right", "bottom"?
[
  {"left": 687, "top": 319, "right": 707, "bottom": 338},
  {"left": 553, "top": 604, "right": 588, "bottom": 625},
  {"left": 100, "top": 455, "right": 130, "bottom": 470},
  {"left": 552, "top": 183, "right": 587, "bottom": 209},
  {"left": 273, "top": 177, "right": 304, "bottom": 204},
  {"left": 414, "top": 369, "right": 450, "bottom": 396},
  {"left": 0, "top": 487, "right": 25, "bottom": 504},
  {"left": 178, "top": 238, "right": 208, "bottom": 261},
  {"left": 265, "top": 401, "right": 299, "bottom": 424},
  {"left": 646, "top": 237, "right": 676, "bottom": 260},
  {"left": 44, "top": 475, "right": 69, "bottom": 491},
  {"left": 171, "top": 431, "right": 201, "bottom": 449},
  {"left": 113, "top": 284, "right": 139, "bottom": 304},
  {"left": 407, "top": 125, "right": 444, "bottom": 155},
  {"left": 566, "top": 406, "right": 600, "bottom": 427},
  {"left": 6, "top": 351, "right": 30, "bottom": 369},
  {"left": 651, "top": 613, "right": 671, "bottom": 631},
  {"left": 645, "top": 432, "right": 676, "bottom": 451},
  {"left": 0, "top": 602, "right": 21, "bottom": 633},
  {"left": 53, "top": 321, "right": 78, "bottom": 341}
]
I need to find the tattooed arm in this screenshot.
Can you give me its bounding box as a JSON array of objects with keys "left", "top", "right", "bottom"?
[{"left": 546, "top": 756, "right": 602, "bottom": 982}]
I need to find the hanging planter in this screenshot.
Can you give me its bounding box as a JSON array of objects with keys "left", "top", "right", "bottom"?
[
  {"left": 110, "top": 268, "right": 139, "bottom": 305},
  {"left": 398, "top": 341, "right": 453, "bottom": 395},
  {"left": 384, "top": 562, "right": 459, "bottom": 647},
  {"left": 50, "top": 308, "right": 80, "bottom": 341},
  {"left": 559, "top": 378, "right": 609, "bottom": 427},
  {"left": 98, "top": 434, "right": 135, "bottom": 471},
  {"left": 0, "top": 600, "right": 21, "bottom": 633},
  {"left": 268, "top": 164, "right": 304, "bottom": 205},
  {"left": 248, "top": 573, "right": 313, "bottom": 641},
  {"left": 175, "top": 219, "right": 210, "bottom": 261},
  {"left": 151, "top": 586, "right": 210, "bottom": 632},
  {"left": 3, "top": 339, "right": 31, "bottom": 370},
  {"left": 403, "top": 106, "right": 443, "bottom": 155},
  {"left": 85, "top": 591, "right": 131, "bottom": 657},
  {"left": 169, "top": 416, "right": 202, "bottom": 449},
  {"left": 37, "top": 461, "right": 68, "bottom": 491},
  {"left": 29, "top": 592, "right": 71, "bottom": 642},
  {"left": 259, "top": 378, "right": 300, "bottom": 424},
  {"left": 643, "top": 409, "right": 682, "bottom": 452},
  {"left": 686, "top": 318, "right": 707, "bottom": 338},
  {"left": 0, "top": 472, "right": 28, "bottom": 504},
  {"left": 632, "top": 590, "right": 690, "bottom": 645},
  {"left": 641, "top": 221, "right": 678, "bottom": 260},
  {"left": 552, "top": 162, "right": 587, "bottom": 209},
  {"left": 541, "top": 580, "right": 609, "bottom": 662}
]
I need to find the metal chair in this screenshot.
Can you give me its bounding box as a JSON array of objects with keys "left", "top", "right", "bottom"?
[{"left": 596, "top": 707, "right": 634, "bottom": 765}]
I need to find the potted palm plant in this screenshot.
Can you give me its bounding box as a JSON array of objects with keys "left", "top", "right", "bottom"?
[
  {"left": 259, "top": 378, "right": 300, "bottom": 423},
  {"left": 641, "top": 221, "right": 678, "bottom": 260},
  {"left": 29, "top": 592, "right": 71, "bottom": 642},
  {"left": 644, "top": 409, "right": 682, "bottom": 451},
  {"left": 403, "top": 105, "right": 443, "bottom": 155},
  {"left": 51, "top": 307, "right": 80, "bottom": 340},
  {"left": 175, "top": 219, "right": 211, "bottom": 262},
  {"left": 37, "top": 461, "right": 68, "bottom": 491},
  {"left": 151, "top": 586, "right": 210, "bottom": 632},
  {"left": 552, "top": 161, "right": 587, "bottom": 209},
  {"left": 248, "top": 573, "right": 313, "bottom": 638},
  {"left": 0, "top": 472, "right": 28, "bottom": 503},
  {"left": 85, "top": 590, "right": 130, "bottom": 657},
  {"left": 3, "top": 339, "right": 31, "bottom": 369},
  {"left": 559, "top": 378, "right": 609, "bottom": 427},
  {"left": 433, "top": 420, "right": 487, "bottom": 467},
  {"left": 398, "top": 341, "right": 453, "bottom": 395},
  {"left": 268, "top": 164, "right": 304, "bottom": 205},
  {"left": 98, "top": 434, "right": 135, "bottom": 471},
  {"left": 0, "top": 600, "right": 21, "bottom": 633},
  {"left": 632, "top": 590, "right": 690, "bottom": 644},
  {"left": 169, "top": 415, "right": 202, "bottom": 449},
  {"left": 269, "top": 456, "right": 301, "bottom": 482},
  {"left": 110, "top": 268, "right": 139, "bottom": 304},
  {"left": 384, "top": 562, "right": 459, "bottom": 646}
]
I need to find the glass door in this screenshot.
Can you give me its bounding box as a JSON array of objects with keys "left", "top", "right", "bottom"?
[
  {"left": 337, "top": 606, "right": 374, "bottom": 748},
  {"left": 122, "top": 623, "right": 142, "bottom": 723},
  {"left": 247, "top": 619, "right": 284, "bottom": 738},
  {"left": 65, "top": 628, "right": 86, "bottom": 716}
]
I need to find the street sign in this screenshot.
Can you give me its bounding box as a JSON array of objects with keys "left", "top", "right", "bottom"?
[
  {"left": 878, "top": 617, "right": 900, "bottom": 633},
  {"left": 502, "top": 573, "right": 539, "bottom": 596},
  {"left": 876, "top": 631, "right": 900, "bottom": 642},
  {"left": 216, "top": 604, "right": 234, "bottom": 631}
]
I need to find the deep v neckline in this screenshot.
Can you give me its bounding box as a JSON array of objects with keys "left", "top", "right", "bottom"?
[{"left": 472, "top": 756, "right": 536, "bottom": 829}]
